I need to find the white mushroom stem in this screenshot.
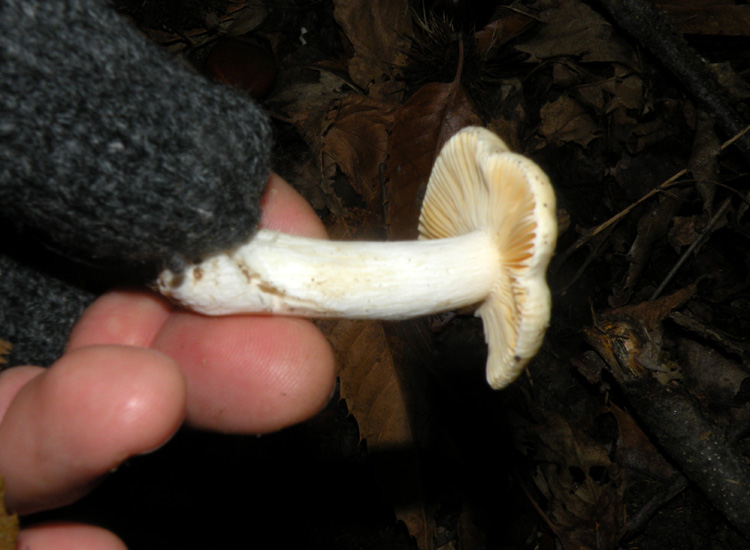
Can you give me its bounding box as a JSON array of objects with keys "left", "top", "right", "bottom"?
[
  {"left": 157, "top": 126, "right": 557, "bottom": 390},
  {"left": 158, "top": 228, "right": 501, "bottom": 319}
]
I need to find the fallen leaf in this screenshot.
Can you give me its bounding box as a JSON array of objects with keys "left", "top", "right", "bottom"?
[
  {"left": 608, "top": 192, "right": 684, "bottom": 307},
  {"left": 333, "top": 0, "right": 412, "bottom": 101},
  {"left": 668, "top": 214, "right": 705, "bottom": 250},
  {"left": 267, "top": 69, "right": 351, "bottom": 148},
  {"left": 677, "top": 337, "right": 750, "bottom": 412},
  {"left": 515, "top": 0, "right": 637, "bottom": 67},
  {"left": 0, "top": 476, "right": 18, "bottom": 550},
  {"left": 527, "top": 412, "right": 626, "bottom": 550},
  {"left": 688, "top": 110, "right": 721, "bottom": 212},
  {"left": 605, "top": 284, "right": 696, "bottom": 330},
  {"left": 0, "top": 340, "right": 10, "bottom": 365},
  {"left": 657, "top": 1, "right": 750, "bottom": 36},
  {"left": 486, "top": 78, "right": 528, "bottom": 152},
  {"left": 135, "top": 1, "right": 267, "bottom": 53},
  {"left": 386, "top": 80, "right": 482, "bottom": 239},
  {"left": 317, "top": 167, "right": 435, "bottom": 550},
  {"left": 474, "top": 10, "right": 536, "bottom": 53},
  {"left": 322, "top": 94, "right": 397, "bottom": 217},
  {"left": 539, "top": 95, "right": 600, "bottom": 148},
  {"left": 609, "top": 402, "right": 676, "bottom": 482},
  {"left": 322, "top": 319, "right": 435, "bottom": 550},
  {"left": 603, "top": 66, "right": 644, "bottom": 114}
]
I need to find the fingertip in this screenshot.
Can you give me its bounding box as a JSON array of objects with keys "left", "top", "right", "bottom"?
[
  {"left": 67, "top": 290, "right": 172, "bottom": 351},
  {"left": 0, "top": 346, "right": 186, "bottom": 514},
  {"left": 19, "top": 523, "right": 127, "bottom": 550},
  {"left": 260, "top": 173, "right": 328, "bottom": 239},
  {"left": 45, "top": 346, "right": 187, "bottom": 457}
]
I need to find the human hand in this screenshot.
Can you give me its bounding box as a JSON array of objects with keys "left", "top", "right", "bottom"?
[{"left": 0, "top": 174, "right": 336, "bottom": 549}]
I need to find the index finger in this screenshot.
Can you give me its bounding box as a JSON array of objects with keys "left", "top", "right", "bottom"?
[{"left": 66, "top": 174, "right": 336, "bottom": 433}]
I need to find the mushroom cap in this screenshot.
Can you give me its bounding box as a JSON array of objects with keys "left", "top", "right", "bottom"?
[{"left": 418, "top": 126, "right": 557, "bottom": 389}]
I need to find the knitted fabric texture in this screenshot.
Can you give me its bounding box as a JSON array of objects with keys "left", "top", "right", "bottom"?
[
  {"left": 0, "top": 254, "right": 96, "bottom": 366},
  {"left": 1, "top": 0, "right": 270, "bottom": 266},
  {"left": 0, "top": 0, "right": 272, "bottom": 365}
]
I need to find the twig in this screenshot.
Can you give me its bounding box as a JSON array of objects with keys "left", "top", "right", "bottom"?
[
  {"left": 516, "top": 474, "right": 562, "bottom": 540},
  {"left": 586, "top": 319, "right": 750, "bottom": 536},
  {"left": 619, "top": 474, "right": 690, "bottom": 542},
  {"left": 557, "top": 225, "right": 613, "bottom": 296},
  {"left": 649, "top": 195, "right": 731, "bottom": 300},
  {"left": 555, "top": 124, "right": 750, "bottom": 271},
  {"left": 592, "top": 0, "right": 750, "bottom": 159}
]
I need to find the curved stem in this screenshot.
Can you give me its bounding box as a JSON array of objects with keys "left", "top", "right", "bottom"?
[{"left": 158, "top": 229, "right": 500, "bottom": 319}]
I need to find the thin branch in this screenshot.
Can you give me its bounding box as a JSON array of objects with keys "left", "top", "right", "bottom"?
[
  {"left": 555, "top": 123, "right": 750, "bottom": 272},
  {"left": 592, "top": 0, "right": 750, "bottom": 159}
]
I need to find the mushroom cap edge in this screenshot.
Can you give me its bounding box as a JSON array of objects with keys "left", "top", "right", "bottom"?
[{"left": 418, "top": 126, "right": 558, "bottom": 389}]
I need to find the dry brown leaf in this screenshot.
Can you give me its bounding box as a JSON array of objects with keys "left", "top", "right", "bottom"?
[
  {"left": 138, "top": 1, "right": 267, "bottom": 52},
  {"left": 515, "top": 0, "right": 637, "bottom": 67},
  {"left": 541, "top": 61, "right": 642, "bottom": 148},
  {"left": 485, "top": 77, "right": 528, "bottom": 152},
  {"left": 530, "top": 413, "right": 626, "bottom": 550},
  {"left": 668, "top": 214, "right": 704, "bottom": 250},
  {"left": 657, "top": 1, "right": 750, "bottom": 36},
  {"left": 267, "top": 69, "right": 354, "bottom": 215},
  {"left": 688, "top": 110, "right": 721, "bottom": 212},
  {"left": 0, "top": 340, "right": 10, "bottom": 365},
  {"left": 611, "top": 284, "right": 696, "bottom": 329},
  {"left": 322, "top": 94, "right": 397, "bottom": 217},
  {"left": 677, "top": 338, "right": 749, "bottom": 412},
  {"left": 539, "top": 95, "right": 600, "bottom": 148},
  {"left": 322, "top": 319, "right": 435, "bottom": 550},
  {"left": 318, "top": 148, "right": 435, "bottom": 548},
  {"left": 609, "top": 402, "right": 676, "bottom": 482},
  {"left": 333, "top": 0, "right": 412, "bottom": 101},
  {"left": 267, "top": 69, "right": 351, "bottom": 148},
  {"left": 609, "top": 192, "right": 685, "bottom": 307},
  {"left": 385, "top": 81, "right": 482, "bottom": 239},
  {"left": 603, "top": 66, "right": 644, "bottom": 113},
  {"left": 474, "top": 10, "right": 536, "bottom": 53},
  {"left": 0, "top": 476, "right": 18, "bottom": 550}
]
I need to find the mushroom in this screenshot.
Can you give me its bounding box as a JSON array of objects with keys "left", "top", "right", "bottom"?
[{"left": 157, "top": 126, "right": 557, "bottom": 388}]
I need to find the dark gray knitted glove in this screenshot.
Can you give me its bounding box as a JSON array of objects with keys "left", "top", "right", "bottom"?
[{"left": 0, "top": 0, "right": 273, "bottom": 365}]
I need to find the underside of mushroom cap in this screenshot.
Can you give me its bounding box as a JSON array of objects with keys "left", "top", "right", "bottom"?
[{"left": 418, "top": 126, "right": 557, "bottom": 389}]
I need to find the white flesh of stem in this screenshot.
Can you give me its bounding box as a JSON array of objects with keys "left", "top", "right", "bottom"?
[{"left": 158, "top": 228, "right": 500, "bottom": 319}]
